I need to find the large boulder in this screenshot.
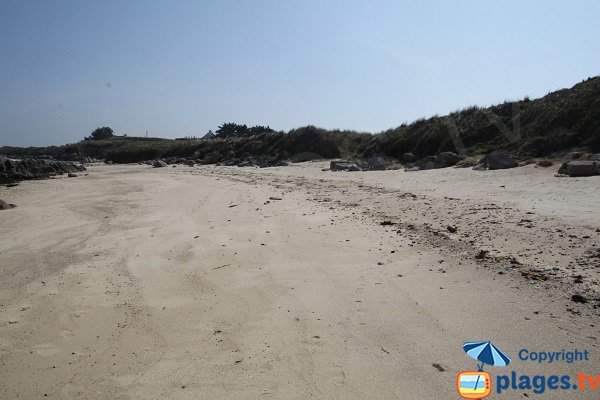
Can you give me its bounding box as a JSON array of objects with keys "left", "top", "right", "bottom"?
[
  {"left": 415, "top": 156, "right": 437, "bottom": 170},
  {"left": 366, "top": 156, "right": 387, "bottom": 171},
  {"left": 480, "top": 151, "right": 518, "bottom": 170},
  {"left": 435, "top": 151, "right": 463, "bottom": 166},
  {"left": 153, "top": 160, "right": 168, "bottom": 168},
  {"left": 330, "top": 160, "right": 361, "bottom": 171},
  {"left": 558, "top": 161, "right": 598, "bottom": 177}
]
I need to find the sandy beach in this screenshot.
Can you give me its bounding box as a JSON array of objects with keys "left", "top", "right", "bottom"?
[{"left": 1, "top": 163, "right": 599, "bottom": 399}]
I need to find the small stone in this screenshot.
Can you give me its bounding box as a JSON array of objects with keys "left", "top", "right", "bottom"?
[{"left": 571, "top": 294, "right": 587, "bottom": 304}]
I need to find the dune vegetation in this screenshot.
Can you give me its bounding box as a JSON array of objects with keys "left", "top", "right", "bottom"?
[{"left": 2, "top": 77, "right": 598, "bottom": 163}]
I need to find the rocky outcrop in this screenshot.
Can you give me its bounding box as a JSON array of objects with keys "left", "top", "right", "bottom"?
[
  {"left": 153, "top": 160, "right": 168, "bottom": 168},
  {"left": 149, "top": 153, "right": 293, "bottom": 169},
  {"left": 0, "top": 157, "right": 86, "bottom": 183}
]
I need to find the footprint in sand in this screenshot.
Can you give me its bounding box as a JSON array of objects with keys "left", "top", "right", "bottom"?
[
  {"left": 32, "top": 343, "right": 60, "bottom": 356},
  {"left": 60, "top": 329, "right": 75, "bottom": 339}
]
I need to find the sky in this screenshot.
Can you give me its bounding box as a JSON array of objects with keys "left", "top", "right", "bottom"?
[{"left": 0, "top": 0, "right": 599, "bottom": 147}]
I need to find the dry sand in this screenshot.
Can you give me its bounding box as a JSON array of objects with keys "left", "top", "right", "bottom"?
[{"left": 0, "top": 162, "right": 598, "bottom": 399}]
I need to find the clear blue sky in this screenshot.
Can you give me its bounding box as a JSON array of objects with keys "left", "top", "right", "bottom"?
[{"left": 1, "top": 0, "right": 599, "bottom": 146}]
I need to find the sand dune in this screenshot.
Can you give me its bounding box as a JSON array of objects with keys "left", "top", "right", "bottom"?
[{"left": 0, "top": 163, "right": 598, "bottom": 399}]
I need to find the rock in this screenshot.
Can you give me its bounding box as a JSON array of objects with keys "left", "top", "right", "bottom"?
[
  {"left": 404, "top": 165, "right": 421, "bottom": 172},
  {"left": 366, "top": 156, "right": 387, "bottom": 171},
  {"left": 330, "top": 160, "right": 361, "bottom": 171},
  {"left": 435, "top": 152, "right": 463, "bottom": 166},
  {"left": 184, "top": 159, "right": 195, "bottom": 166},
  {"left": 353, "top": 160, "right": 367, "bottom": 170},
  {"left": 480, "top": 151, "right": 518, "bottom": 170},
  {"left": 0, "top": 157, "right": 86, "bottom": 183},
  {"left": 472, "top": 163, "right": 486, "bottom": 171},
  {"left": 0, "top": 199, "right": 16, "bottom": 210},
  {"left": 414, "top": 156, "right": 436, "bottom": 170},
  {"left": 571, "top": 294, "right": 587, "bottom": 304},
  {"left": 563, "top": 151, "right": 582, "bottom": 160},
  {"left": 423, "top": 161, "right": 437, "bottom": 170},
  {"left": 201, "top": 152, "right": 223, "bottom": 164},
  {"left": 589, "top": 154, "right": 600, "bottom": 161},
  {"left": 402, "top": 153, "right": 417, "bottom": 163},
  {"left": 447, "top": 225, "right": 457, "bottom": 233},
  {"left": 153, "top": 160, "right": 168, "bottom": 168},
  {"left": 521, "top": 269, "right": 549, "bottom": 281},
  {"left": 67, "top": 173, "right": 78, "bottom": 177},
  {"left": 558, "top": 161, "right": 598, "bottom": 177},
  {"left": 475, "top": 249, "right": 489, "bottom": 260}
]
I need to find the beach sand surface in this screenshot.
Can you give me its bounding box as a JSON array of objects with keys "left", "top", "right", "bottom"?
[{"left": 0, "top": 163, "right": 598, "bottom": 399}]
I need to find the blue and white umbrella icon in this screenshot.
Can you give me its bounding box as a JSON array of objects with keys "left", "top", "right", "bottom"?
[
  {"left": 463, "top": 341, "right": 511, "bottom": 370},
  {"left": 463, "top": 341, "right": 511, "bottom": 397}
]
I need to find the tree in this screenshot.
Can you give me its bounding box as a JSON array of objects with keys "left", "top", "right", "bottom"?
[
  {"left": 249, "top": 125, "right": 274, "bottom": 135},
  {"left": 216, "top": 123, "right": 248, "bottom": 138},
  {"left": 88, "top": 127, "right": 114, "bottom": 140},
  {"left": 215, "top": 123, "right": 239, "bottom": 138},
  {"left": 216, "top": 123, "right": 274, "bottom": 138}
]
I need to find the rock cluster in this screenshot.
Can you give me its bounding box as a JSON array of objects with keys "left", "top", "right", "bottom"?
[
  {"left": 328, "top": 156, "right": 397, "bottom": 172},
  {"left": 149, "top": 152, "right": 293, "bottom": 169},
  {"left": 404, "top": 151, "right": 466, "bottom": 172},
  {"left": 0, "top": 157, "right": 87, "bottom": 183}
]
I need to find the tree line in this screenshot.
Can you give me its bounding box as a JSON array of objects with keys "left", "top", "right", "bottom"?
[{"left": 84, "top": 123, "right": 275, "bottom": 141}]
